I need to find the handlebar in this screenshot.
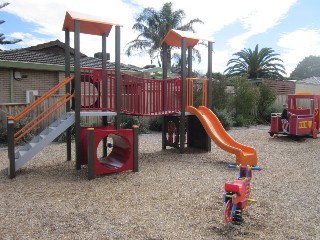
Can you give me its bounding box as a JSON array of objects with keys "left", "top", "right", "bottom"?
[{"left": 228, "top": 164, "right": 262, "bottom": 171}]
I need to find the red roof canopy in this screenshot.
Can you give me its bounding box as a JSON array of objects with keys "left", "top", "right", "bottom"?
[
  {"left": 62, "top": 11, "right": 122, "bottom": 36},
  {"left": 161, "top": 29, "right": 213, "bottom": 48}
]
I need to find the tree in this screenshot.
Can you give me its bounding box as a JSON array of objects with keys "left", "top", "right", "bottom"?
[
  {"left": 125, "top": 2, "right": 203, "bottom": 68},
  {"left": 93, "top": 52, "right": 110, "bottom": 60},
  {"left": 0, "top": 2, "right": 21, "bottom": 45},
  {"left": 224, "top": 44, "right": 286, "bottom": 79},
  {"left": 256, "top": 82, "right": 276, "bottom": 119},
  {"left": 232, "top": 76, "right": 259, "bottom": 126},
  {"left": 290, "top": 55, "right": 320, "bottom": 79},
  {"left": 211, "top": 74, "right": 229, "bottom": 110}
]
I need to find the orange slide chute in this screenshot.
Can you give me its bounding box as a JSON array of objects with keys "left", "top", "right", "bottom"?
[{"left": 186, "top": 106, "right": 257, "bottom": 166}]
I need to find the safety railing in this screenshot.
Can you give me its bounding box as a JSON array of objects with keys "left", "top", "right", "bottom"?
[
  {"left": 7, "top": 76, "right": 74, "bottom": 143},
  {"left": 80, "top": 68, "right": 182, "bottom": 115},
  {"left": 186, "top": 78, "right": 208, "bottom": 109},
  {"left": 121, "top": 72, "right": 181, "bottom": 116},
  {"left": 80, "top": 68, "right": 116, "bottom": 111}
]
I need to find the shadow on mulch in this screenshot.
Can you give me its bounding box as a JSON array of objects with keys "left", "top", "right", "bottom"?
[{"left": 268, "top": 135, "right": 309, "bottom": 142}]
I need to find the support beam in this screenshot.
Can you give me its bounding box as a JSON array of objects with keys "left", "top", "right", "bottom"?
[
  {"left": 102, "top": 34, "right": 108, "bottom": 157},
  {"left": 162, "top": 43, "right": 168, "bottom": 150},
  {"left": 207, "top": 41, "right": 213, "bottom": 110},
  {"left": 162, "top": 43, "right": 168, "bottom": 79},
  {"left": 188, "top": 47, "right": 193, "bottom": 77},
  {"left": 180, "top": 37, "right": 187, "bottom": 153},
  {"left": 65, "top": 29, "right": 72, "bottom": 161},
  {"left": 7, "top": 118, "right": 15, "bottom": 178},
  {"left": 115, "top": 26, "right": 121, "bottom": 129},
  {"left": 133, "top": 125, "right": 139, "bottom": 172},
  {"left": 74, "top": 20, "right": 81, "bottom": 170},
  {"left": 102, "top": 34, "right": 107, "bottom": 110},
  {"left": 87, "top": 128, "right": 95, "bottom": 180}
]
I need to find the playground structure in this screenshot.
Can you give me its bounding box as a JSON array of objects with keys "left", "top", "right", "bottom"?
[
  {"left": 223, "top": 164, "right": 261, "bottom": 224},
  {"left": 269, "top": 93, "right": 320, "bottom": 138},
  {"left": 6, "top": 11, "right": 260, "bottom": 223}
]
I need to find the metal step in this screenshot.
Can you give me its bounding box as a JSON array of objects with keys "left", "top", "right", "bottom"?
[{"left": 14, "top": 112, "right": 75, "bottom": 171}]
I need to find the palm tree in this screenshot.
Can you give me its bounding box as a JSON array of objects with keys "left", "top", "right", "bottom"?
[
  {"left": 125, "top": 2, "right": 203, "bottom": 68},
  {"left": 0, "top": 2, "right": 21, "bottom": 45},
  {"left": 224, "top": 44, "right": 286, "bottom": 79}
]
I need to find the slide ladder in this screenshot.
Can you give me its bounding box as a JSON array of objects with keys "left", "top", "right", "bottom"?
[{"left": 186, "top": 106, "right": 257, "bottom": 166}]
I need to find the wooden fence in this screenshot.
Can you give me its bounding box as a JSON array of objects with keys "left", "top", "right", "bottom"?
[{"left": 0, "top": 103, "right": 28, "bottom": 129}]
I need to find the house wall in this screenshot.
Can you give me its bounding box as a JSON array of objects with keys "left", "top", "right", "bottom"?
[
  {"left": 0, "top": 69, "right": 10, "bottom": 103},
  {"left": 0, "top": 68, "right": 62, "bottom": 103},
  {"left": 295, "top": 83, "right": 320, "bottom": 94}
]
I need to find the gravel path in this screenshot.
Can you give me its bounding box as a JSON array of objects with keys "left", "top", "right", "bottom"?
[{"left": 0, "top": 125, "right": 319, "bottom": 239}]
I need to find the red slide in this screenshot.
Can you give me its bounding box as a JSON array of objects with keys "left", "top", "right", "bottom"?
[{"left": 186, "top": 106, "right": 257, "bottom": 166}]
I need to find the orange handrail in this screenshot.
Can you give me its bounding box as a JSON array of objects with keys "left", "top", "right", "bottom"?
[
  {"left": 186, "top": 78, "right": 208, "bottom": 108},
  {"left": 14, "top": 93, "right": 74, "bottom": 143},
  {"left": 13, "top": 76, "right": 74, "bottom": 123}
]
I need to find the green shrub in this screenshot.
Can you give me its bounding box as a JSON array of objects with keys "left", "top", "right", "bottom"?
[
  {"left": 148, "top": 117, "right": 162, "bottom": 131},
  {"left": 0, "top": 119, "right": 36, "bottom": 146},
  {"left": 54, "top": 125, "right": 75, "bottom": 143},
  {"left": 262, "top": 103, "right": 283, "bottom": 123},
  {"left": 0, "top": 127, "right": 7, "bottom": 145},
  {"left": 212, "top": 77, "right": 230, "bottom": 110},
  {"left": 213, "top": 108, "right": 234, "bottom": 130},
  {"left": 234, "top": 114, "right": 256, "bottom": 127},
  {"left": 120, "top": 115, "right": 150, "bottom": 134},
  {"left": 256, "top": 82, "right": 276, "bottom": 122},
  {"left": 233, "top": 77, "right": 259, "bottom": 117}
]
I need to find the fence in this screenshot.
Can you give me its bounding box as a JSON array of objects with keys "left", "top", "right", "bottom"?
[{"left": 0, "top": 103, "right": 28, "bottom": 129}]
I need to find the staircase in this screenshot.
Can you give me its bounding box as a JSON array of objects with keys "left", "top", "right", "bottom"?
[
  {"left": 13, "top": 112, "right": 75, "bottom": 171},
  {"left": 6, "top": 76, "right": 75, "bottom": 178}
]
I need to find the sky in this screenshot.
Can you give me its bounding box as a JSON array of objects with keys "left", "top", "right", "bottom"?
[{"left": 1, "top": 0, "right": 320, "bottom": 77}]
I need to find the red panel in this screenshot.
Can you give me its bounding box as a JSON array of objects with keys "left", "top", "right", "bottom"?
[{"left": 80, "top": 125, "right": 134, "bottom": 176}]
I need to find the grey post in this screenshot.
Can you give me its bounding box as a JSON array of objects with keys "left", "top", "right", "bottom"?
[
  {"left": 115, "top": 25, "right": 121, "bottom": 129},
  {"left": 65, "top": 29, "right": 72, "bottom": 161},
  {"left": 133, "top": 125, "right": 139, "bottom": 172},
  {"left": 7, "top": 117, "right": 15, "bottom": 178},
  {"left": 87, "top": 128, "right": 95, "bottom": 180},
  {"left": 74, "top": 20, "right": 81, "bottom": 170},
  {"left": 180, "top": 37, "right": 187, "bottom": 153}
]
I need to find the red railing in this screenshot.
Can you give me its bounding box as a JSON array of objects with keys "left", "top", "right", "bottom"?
[
  {"left": 80, "top": 68, "right": 182, "bottom": 115},
  {"left": 80, "top": 68, "right": 116, "bottom": 111},
  {"left": 121, "top": 72, "right": 181, "bottom": 115}
]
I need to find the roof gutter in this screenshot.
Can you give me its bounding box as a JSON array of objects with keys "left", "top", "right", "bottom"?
[{"left": 0, "top": 60, "right": 74, "bottom": 72}]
